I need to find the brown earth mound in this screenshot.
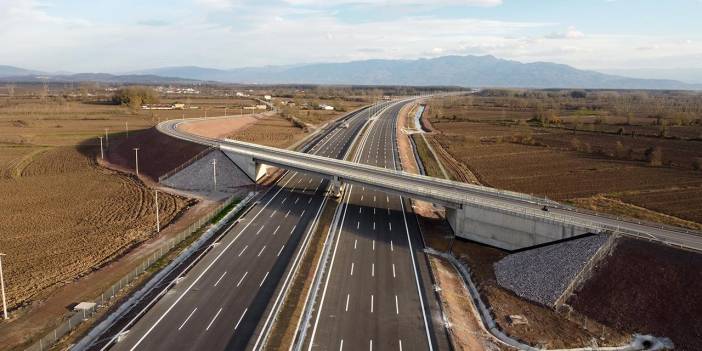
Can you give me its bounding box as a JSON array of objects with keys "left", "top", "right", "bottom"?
[
  {"left": 568, "top": 237, "right": 702, "bottom": 350},
  {"left": 106, "top": 127, "right": 208, "bottom": 181}
]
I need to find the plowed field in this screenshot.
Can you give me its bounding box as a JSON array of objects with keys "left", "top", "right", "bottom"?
[{"left": 0, "top": 146, "right": 190, "bottom": 311}]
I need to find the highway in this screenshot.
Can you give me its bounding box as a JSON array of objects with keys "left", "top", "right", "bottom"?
[
  {"left": 305, "top": 102, "right": 449, "bottom": 350},
  {"left": 107, "top": 106, "right": 379, "bottom": 351}
]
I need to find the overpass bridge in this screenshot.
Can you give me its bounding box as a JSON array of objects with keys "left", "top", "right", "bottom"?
[{"left": 158, "top": 105, "right": 702, "bottom": 251}]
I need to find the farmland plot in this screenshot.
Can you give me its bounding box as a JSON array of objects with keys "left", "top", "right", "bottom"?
[{"left": 0, "top": 146, "right": 189, "bottom": 310}]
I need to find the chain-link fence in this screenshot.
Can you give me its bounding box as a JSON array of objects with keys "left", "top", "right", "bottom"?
[{"left": 24, "top": 194, "right": 243, "bottom": 351}]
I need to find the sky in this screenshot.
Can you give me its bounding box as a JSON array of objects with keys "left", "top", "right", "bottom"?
[{"left": 1, "top": 0, "right": 701, "bottom": 74}]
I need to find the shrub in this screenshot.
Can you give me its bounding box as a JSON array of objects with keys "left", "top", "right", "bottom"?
[{"left": 645, "top": 146, "right": 663, "bottom": 166}]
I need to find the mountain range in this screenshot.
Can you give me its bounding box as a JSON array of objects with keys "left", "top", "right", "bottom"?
[{"left": 1, "top": 55, "right": 700, "bottom": 90}]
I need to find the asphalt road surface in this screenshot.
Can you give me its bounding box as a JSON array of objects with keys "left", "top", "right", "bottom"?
[
  {"left": 305, "top": 101, "right": 450, "bottom": 351},
  {"left": 109, "top": 106, "right": 378, "bottom": 351}
]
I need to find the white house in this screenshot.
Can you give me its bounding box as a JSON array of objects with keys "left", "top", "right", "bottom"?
[{"left": 319, "top": 104, "right": 335, "bottom": 111}]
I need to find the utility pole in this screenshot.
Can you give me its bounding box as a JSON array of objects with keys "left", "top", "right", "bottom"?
[
  {"left": 212, "top": 159, "right": 217, "bottom": 192},
  {"left": 104, "top": 128, "right": 109, "bottom": 147},
  {"left": 133, "top": 148, "right": 140, "bottom": 176},
  {"left": 154, "top": 190, "right": 160, "bottom": 233},
  {"left": 125, "top": 121, "right": 129, "bottom": 138},
  {"left": 98, "top": 136, "right": 104, "bottom": 159},
  {"left": 0, "top": 253, "right": 8, "bottom": 320}
]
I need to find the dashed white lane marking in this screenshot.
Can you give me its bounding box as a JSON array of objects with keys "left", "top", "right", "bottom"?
[
  {"left": 213, "top": 271, "right": 227, "bottom": 287},
  {"left": 392, "top": 263, "right": 396, "bottom": 278},
  {"left": 234, "top": 308, "right": 248, "bottom": 330},
  {"left": 370, "top": 339, "right": 373, "bottom": 351},
  {"left": 372, "top": 240, "right": 375, "bottom": 251},
  {"left": 205, "top": 307, "right": 223, "bottom": 331},
  {"left": 259, "top": 272, "right": 269, "bottom": 287},
  {"left": 357, "top": 221, "right": 360, "bottom": 229},
  {"left": 339, "top": 340, "right": 344, "bottom": 351},
  {"left": 273, "top": 225, "right": 280, "bottom": 235},
  {"left": 178, "top": 308, "right": 197, "bottom": 331},
  {"left": 389, "top": 222, "right": 392, "bottom": 231},
  {"left": 269, "top": 210, "right": 276, "bottom": 218},
  {"left": 345, "top": 294, "right": 350, "bottom": 312},
  {"left": 354, "top": 239, "right": 357, "bottom": 249},
  {"left": 360, "top": 195, "right": 364, "bottom": 201},
  {"left": 291, "top": 225, "right": 297, "bottom": 234},
  {"left": 370, "top": 294, "right": 374, "bottom": 313},
  {"left": 277, "top": 245, "right": 285, "bottom": 257},
  {"left": 295, "top": 197, "right": 300, "bottom": 204},
  {"left": 390, "top": 240, "right": 394, "bottom": 252},
  {"left": 236, "top": 272, "right": 248, "bottom": 287},
  {"left": 359, "top": 207, "right": 362, "bottom": 214},
  {"left": 308, "top": 197, "right": 312, "bottom": 204},
  {"left": 373, "top": 222, "right": 376, "bottom": 230},
  {"left": 399, "top": 340, "right": 403, "bottom": 351},
  {"left": 371, "top": 263, "right": 374, "bottom": 277},
  {"left": 301, "top": 209, "right": 306, "bottom": 216},
  {"left": 350, "top": 262, "right": 354, "bottom": 276},
  {"left": 257, "top": 246, "right": 266, "bottom": 257},
  {"left": 281, "top": 197, "right": 287, "bottom": 204},
  {"left": 395, "top": 295, "right": 399, "bottom": 315},
  {"left": 256, "top": 226, "right": 264, "bottom": 236},
  {"left": 238, "top": 245, "right": 248, "bottom": 257},
  {"left": 285, "top": 210, "right": 291, "bottom": 218},
  {"left": 373, "top": 208, "right": 376, "bottom": 215}
]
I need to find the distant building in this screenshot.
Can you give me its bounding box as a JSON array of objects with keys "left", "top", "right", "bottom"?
[
  {"left": 235, "top": 91, "right": 246, "bottom": 97},
  {"left": 264, "top": 95, "right": 272, "bottom": 100},
  {"left": 256, "top": 104, "right": 267, "bottom": 110},
  {"left": 141, "top": 103, "right": 185, "bottom": 110},
  {"left": 319, "top": 104, "right": 335, "bottom": 110}
]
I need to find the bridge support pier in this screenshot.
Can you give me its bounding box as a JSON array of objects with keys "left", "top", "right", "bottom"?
[
  {"left": 222, "top": 151, "right": 269, "bottom": 182},
  {"left": 329, "top": 176, "right": 342, "bottom": 198},
  {"left": 446, "top": 204, "right": 592, "bottom": 251}
]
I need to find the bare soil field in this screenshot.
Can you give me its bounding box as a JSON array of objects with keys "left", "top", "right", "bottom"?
[
  {"left": 178, "top": 115, "right": 260, "bottom": 139},
  {"left": 227, "top": 114, "right": 308, "bottom": 148},
  {"left": 106, "top": 127, "right": 209, "bottom": 181},
  {"left": 0, "top": 146, "right": 190, "bottom": 312},
  {"left": 425, "top": 92, "right": 702, "bottom": 228},
  {"left": 568, "top": 237, "right": 702, "bottom": 350}
]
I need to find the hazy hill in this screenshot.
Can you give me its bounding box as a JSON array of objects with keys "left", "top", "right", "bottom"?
[
  {"left": 2, "top": 56, "right": 701, "bottom": 89},
  {"left": 138, "top": 55, "right": 700, "bottom": 89},
  {"left": 0, "top": 65, "right": 42, "bottom": 77}
]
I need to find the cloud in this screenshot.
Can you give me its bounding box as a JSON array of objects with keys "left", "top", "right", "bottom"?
[
  {"left": 546, "top": 26, "right": 585, "bottom": 40},
  {"left": 283, "top": 0, "right": 502, "bottom": 7},
  {"left": 1, "top": 0, "right": 701, "bottom": 72}
]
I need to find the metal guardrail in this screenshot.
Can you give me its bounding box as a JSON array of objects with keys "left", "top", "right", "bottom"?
[{"left": 24, "top": 195, "right": 245, "bottom": 351}]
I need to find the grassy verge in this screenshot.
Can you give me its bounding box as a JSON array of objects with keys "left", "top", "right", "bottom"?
[
  {"left": 263, "top": 200, "right": 338, "bottom": 350},
  {"left": 412, "top": 134, "right": 446, "bottom": 178}
]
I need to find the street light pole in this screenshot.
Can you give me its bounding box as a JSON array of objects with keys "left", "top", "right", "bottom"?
[
  {"left": 98, "top": 136, "right": 104, "bottom": 159},
  {"left": 104, "top": 128, "right": 109, "bottom": 147},
  {"left": 0, "top": 253, "right": 8, "bottom": 320},
  {"left": 154, "top": 190, "right": 160, "bottom": 233},
  {"left": 212, "top": 159, "right": 217, "bottom": 192},
  {"left": 133, "top": 148, "right": 140, "bottom": 176}
]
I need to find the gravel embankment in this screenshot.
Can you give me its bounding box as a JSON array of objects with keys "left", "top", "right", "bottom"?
[
  {"left": 161, "top": 150, "right": 252, "bottom": 192},
  {"left": 494, "top": 234, "right": 608, "bottom": 306}
]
